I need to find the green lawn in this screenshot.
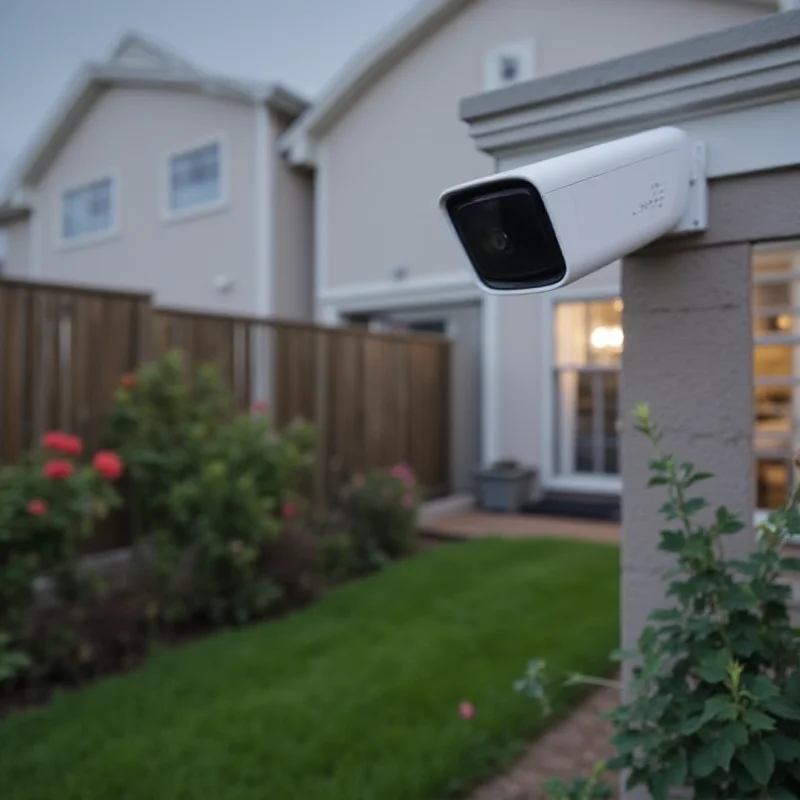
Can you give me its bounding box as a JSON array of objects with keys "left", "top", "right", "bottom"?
[{"left": 0, "top": 538, "right": 620, "bottom": 800}]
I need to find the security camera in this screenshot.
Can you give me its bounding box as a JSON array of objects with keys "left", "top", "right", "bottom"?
[{"left": 439, "top": 126, "right": 705, "bottom": 294}]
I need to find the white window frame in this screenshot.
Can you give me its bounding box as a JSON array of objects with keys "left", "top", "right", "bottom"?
[
  {"left": 161, "top": 133, "right": 229, "bottom": 224},
  {"left": 752, "top": 243, "right": 800, "bottom": 540},
  {"left": 55, "top": 170, "right": 120, "bottom": 251},
  {"left": 542, "top": 285, "right": 623, "bottom": 495}
]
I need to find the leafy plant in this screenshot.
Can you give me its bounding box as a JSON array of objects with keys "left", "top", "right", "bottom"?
[
  {"left": 517, "top": 403, "right": 800, "bottom": 800},
  {"left": 106, "top": 352, "right": 316, "bottom": 626},
  {"left": 542, "top": 762, "right": 613, "bottom": 800},
  {"left": 0, "top": 431, "right": 123, "bottom": 683},
  {"left": 328, "top": 463, "right": 420, "bottom": 578}
]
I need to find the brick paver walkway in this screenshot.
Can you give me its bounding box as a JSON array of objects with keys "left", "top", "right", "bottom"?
[
  {"left": 468, "top": 686, "right": 620, "bottom": 800},
  {"left": 420, "top": 511, "right": 620, "bottom": 545}
]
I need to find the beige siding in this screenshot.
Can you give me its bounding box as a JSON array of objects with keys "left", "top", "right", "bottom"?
[
  {"left": 270, "top": 111, "right": 314, "bottom": 319},
  {"left": 321, "top": 0, "right": 766, "bottom": 292},
  {"left": 29, "top": 87, "right": 258, "bottom": 313},
  {"left": 4, "top": 219, "right": 31, "bottom": 277}
]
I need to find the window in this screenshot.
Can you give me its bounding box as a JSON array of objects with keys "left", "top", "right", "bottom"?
[
  {"left": 752, "top": 244, "right": 800, "bottom": 510},
  {"left": 483, "top": 39, "right": 535, "bottom": 91},
  {"left": 167, "top": 141, "right": 222, "bottom": 214},
  {"left": 552, "top": 298, "right": 623, "bottom": 479},
  {"left": 61, "top": 178, "right": 114, "bottom": 240}
]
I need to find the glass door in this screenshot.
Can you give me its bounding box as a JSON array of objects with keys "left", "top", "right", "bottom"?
[{"left": 553, "top": 298, "right": 623, "bottom": 487}]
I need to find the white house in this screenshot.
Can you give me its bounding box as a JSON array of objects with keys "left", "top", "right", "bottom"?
[
  {"left": 0, "top": 32, "right": 314, "bottom": 319},
  {"left": 281, "top": 0, "right": 778, "bottom": 499}
]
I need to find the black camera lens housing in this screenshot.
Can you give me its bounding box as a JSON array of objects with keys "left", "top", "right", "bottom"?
[{"left": 444, "top": 178, "right": 567, "bottom": 291}]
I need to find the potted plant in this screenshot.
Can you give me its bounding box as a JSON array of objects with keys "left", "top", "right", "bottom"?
[{"left": 474, "top": 458, "right": 538, "bottom": 513}]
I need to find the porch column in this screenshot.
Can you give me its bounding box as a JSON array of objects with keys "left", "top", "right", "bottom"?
[{"left": 619, "top": 240, "right": 755, "bottom": 796}]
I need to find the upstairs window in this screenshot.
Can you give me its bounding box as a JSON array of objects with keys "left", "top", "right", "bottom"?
[
  {"left": 168, "top": 140, "right": 222, "bottom": 213},
  {"left": 62, "top": 177, "right": 114, "bottom": 240}
]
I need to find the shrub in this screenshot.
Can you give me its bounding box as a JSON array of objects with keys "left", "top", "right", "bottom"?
[
  {"left": 517, "top": 403, "right": 800, "bottom": 800},
  {"left": 0, "top": 432, "right": 123, "bottom": 684},
  {"left": 324, "top": 463, "right": 420, "bottom": 578},
  {"left": 106, "top": 352, "right": 316, "bottom": 627}
]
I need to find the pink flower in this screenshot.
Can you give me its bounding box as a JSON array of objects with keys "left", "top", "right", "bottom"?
[
  {"left": 281, "top": 501, "right": 297, "bottom": 520},
  {"left": 120, "top": 373, "right": 137, "bottom": 390},
  {"left": 41, "top": 431, "right": 83, "bottom": 458},
  {"left": 389, "top": 462, "right": 416, "bottom": 488},
  {"left": 92, "top": 451, "right": 124, "bottom": 481},
  {"left": 459, "top": 701, "right": 475, "bottom": 721},
  {"left": 43, "top": 459, "right": 74, "bottom": 480},
  {"left": 27, "top": 499, "right": 47, "bottom": 516}
]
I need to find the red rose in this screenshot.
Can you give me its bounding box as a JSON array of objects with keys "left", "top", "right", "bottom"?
[
  {"left": 120, "top": 373, "right": 137, "bottom": 390},
  {"left": 41, "top": 431, "right": 82, "bottom": 457},
  {"left": 281, "top": 501, "right": 297, "bottom": 520},
  {"left": 27, "top": 499, "right": 47, "bottom": 516},
  {"left": 43, "top": 460, "right": 74, "bottom": 480},
  {"left": 92, "top": 450, "right": 124, "bottom": 481}
]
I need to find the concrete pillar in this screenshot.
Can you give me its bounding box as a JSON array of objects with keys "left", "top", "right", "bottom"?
[{"left": 619, "top": 243, "right": 755, "bottom": 796}]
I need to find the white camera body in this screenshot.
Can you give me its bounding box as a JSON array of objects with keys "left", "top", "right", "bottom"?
[{"left": 439, "top": 126, "right": 703, "bottom": 295}]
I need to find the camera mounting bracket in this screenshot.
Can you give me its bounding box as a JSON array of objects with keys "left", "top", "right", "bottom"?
[{"left": 669, "top": 140, "right": 708, "bottom": 236}]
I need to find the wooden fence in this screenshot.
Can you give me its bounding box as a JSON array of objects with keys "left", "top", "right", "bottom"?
[{"left": 0, "top": 278, "right": 451, "bottom": 526}]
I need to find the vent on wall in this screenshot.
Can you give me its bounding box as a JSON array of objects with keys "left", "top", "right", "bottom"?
[{"left": 483, "top": 39, "right": 536, "bottom": 92}]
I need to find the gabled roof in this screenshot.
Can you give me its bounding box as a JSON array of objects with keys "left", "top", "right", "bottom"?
[
  {"left": 279, "top": 0, "right": 780, "bottom": 168},
  {"left": 2, "top": 31, "right": 308, "bottom": 199}
]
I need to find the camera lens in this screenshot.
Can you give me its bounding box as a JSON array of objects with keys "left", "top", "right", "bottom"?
[
  {"left": 445, "top": 178, "right": 567, "bottom": 291},
  {"left": 484, "top": 228, "right": 510, "bottom": 254}
]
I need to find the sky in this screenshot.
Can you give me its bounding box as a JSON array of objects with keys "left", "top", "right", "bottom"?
[{"left": 0, "top": 0, "right": 421, "bottom": 188}]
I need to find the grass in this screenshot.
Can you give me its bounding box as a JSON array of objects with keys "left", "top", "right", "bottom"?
[{"left": 0, "top": 538, "right": 620, "bottom": 800}]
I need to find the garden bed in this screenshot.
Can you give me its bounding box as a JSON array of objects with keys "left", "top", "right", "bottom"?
[{"left": 0, "top": 538, "right": 620, "bottom": 800}]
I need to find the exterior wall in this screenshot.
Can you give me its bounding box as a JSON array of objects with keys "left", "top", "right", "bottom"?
[
  {"left": 270, "top": 111, "right": 314, "bottom": 319},
  {"left": 488, "top": 260, "right": 621, "bottom": 476},
  {"left": 25, "top": 87, "right": 259, "bottom": 313},
  {"left": 319, "top": 0, "right": 765, "bottom": 296},
  {"left": 4, "top": 219, "right": 31, "bottom": 278}
]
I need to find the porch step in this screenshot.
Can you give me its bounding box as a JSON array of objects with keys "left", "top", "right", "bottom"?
[{"left": 522, "top": 491, "right": 621, "bottom": 522}]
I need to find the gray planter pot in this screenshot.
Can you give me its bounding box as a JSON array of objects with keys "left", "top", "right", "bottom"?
[{"left": 474, "top": 465, "right": 538, "bottom": 513}]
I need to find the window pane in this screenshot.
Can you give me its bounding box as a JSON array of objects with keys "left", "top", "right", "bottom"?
[
  {"left": 754, "top": 344, "right": 796, "bottom": 378},
  {"left": 62, "top": 178, "right": 112, "bottom": 239},
  {"left": 554, "top": 298, "right": 623, "bottom": 367},
  {"left": 757, "top": 458, "right": 790, "bottom": 509},
  {"left": 169, "top": 142, "right": 221, "bottom": 211},
  {"left": 602, "top": 371, "right": 619, "bottom": 474}
]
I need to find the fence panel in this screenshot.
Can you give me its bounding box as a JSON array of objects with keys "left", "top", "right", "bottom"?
[
  {"left": 0, "top": 279, "right": 151, "bottom": 464},
  {"left": 1, "top": 280, "right": 452, "bottom": 537}
]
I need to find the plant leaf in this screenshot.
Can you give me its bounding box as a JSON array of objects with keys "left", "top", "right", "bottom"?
[
  {"left": 692, "top": 738, "right": 735, "bottom": 778},
  {"left": 738, "top": 739, "right": 775, "bottom": 786},
  {"left": 722, "top": 721, "right": 749, "bottom": 747},
  {"left": 697, "top": 651, "right": 731, "bottom": 684},
  {"left": 763, "top": 696, "right": 800, "bottom": 721},
  {"left": 744, "top": 709, "right": 776, "bottom": 732},
  {"left": 767, "top": 733, "right": 800, "bottom": 762}
]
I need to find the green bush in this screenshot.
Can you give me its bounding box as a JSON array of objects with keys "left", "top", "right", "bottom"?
[
  {"left": 517, "top": 403, "right": 800, "bottom": 800},
  {"left": 0, "top": 431, "right": 122, "bottom": 684},
  {"left": 323, "top": 463, "right": 420, "bottom": 579},
  {"left": 106, "top": 351, "right": 315, "bottom": 627}
]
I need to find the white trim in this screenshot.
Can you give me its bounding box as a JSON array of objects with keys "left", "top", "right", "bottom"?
[
  {"left": 54, "top": 169, "right": 121, "bottom": 252},
  {"left": 160, "top": 132, "right": 229, "bottom": 225},
  {"left": 254, "top": 107, "right": 270, "bottom": 317},
  {"left": 542, "top": 283, "right": 622, "bottom": 492},
  {"left": 30, "top": 206, "right": 43, "bottom": 278},
  {"left": 481, "top": 293, "right": 498, "bottom": 466},
  {"left": 313, "top": 140, "right": 329, "bottom": 317},
  {"left": 318, "top": 272, "right": 479, "bottom": 311}
]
